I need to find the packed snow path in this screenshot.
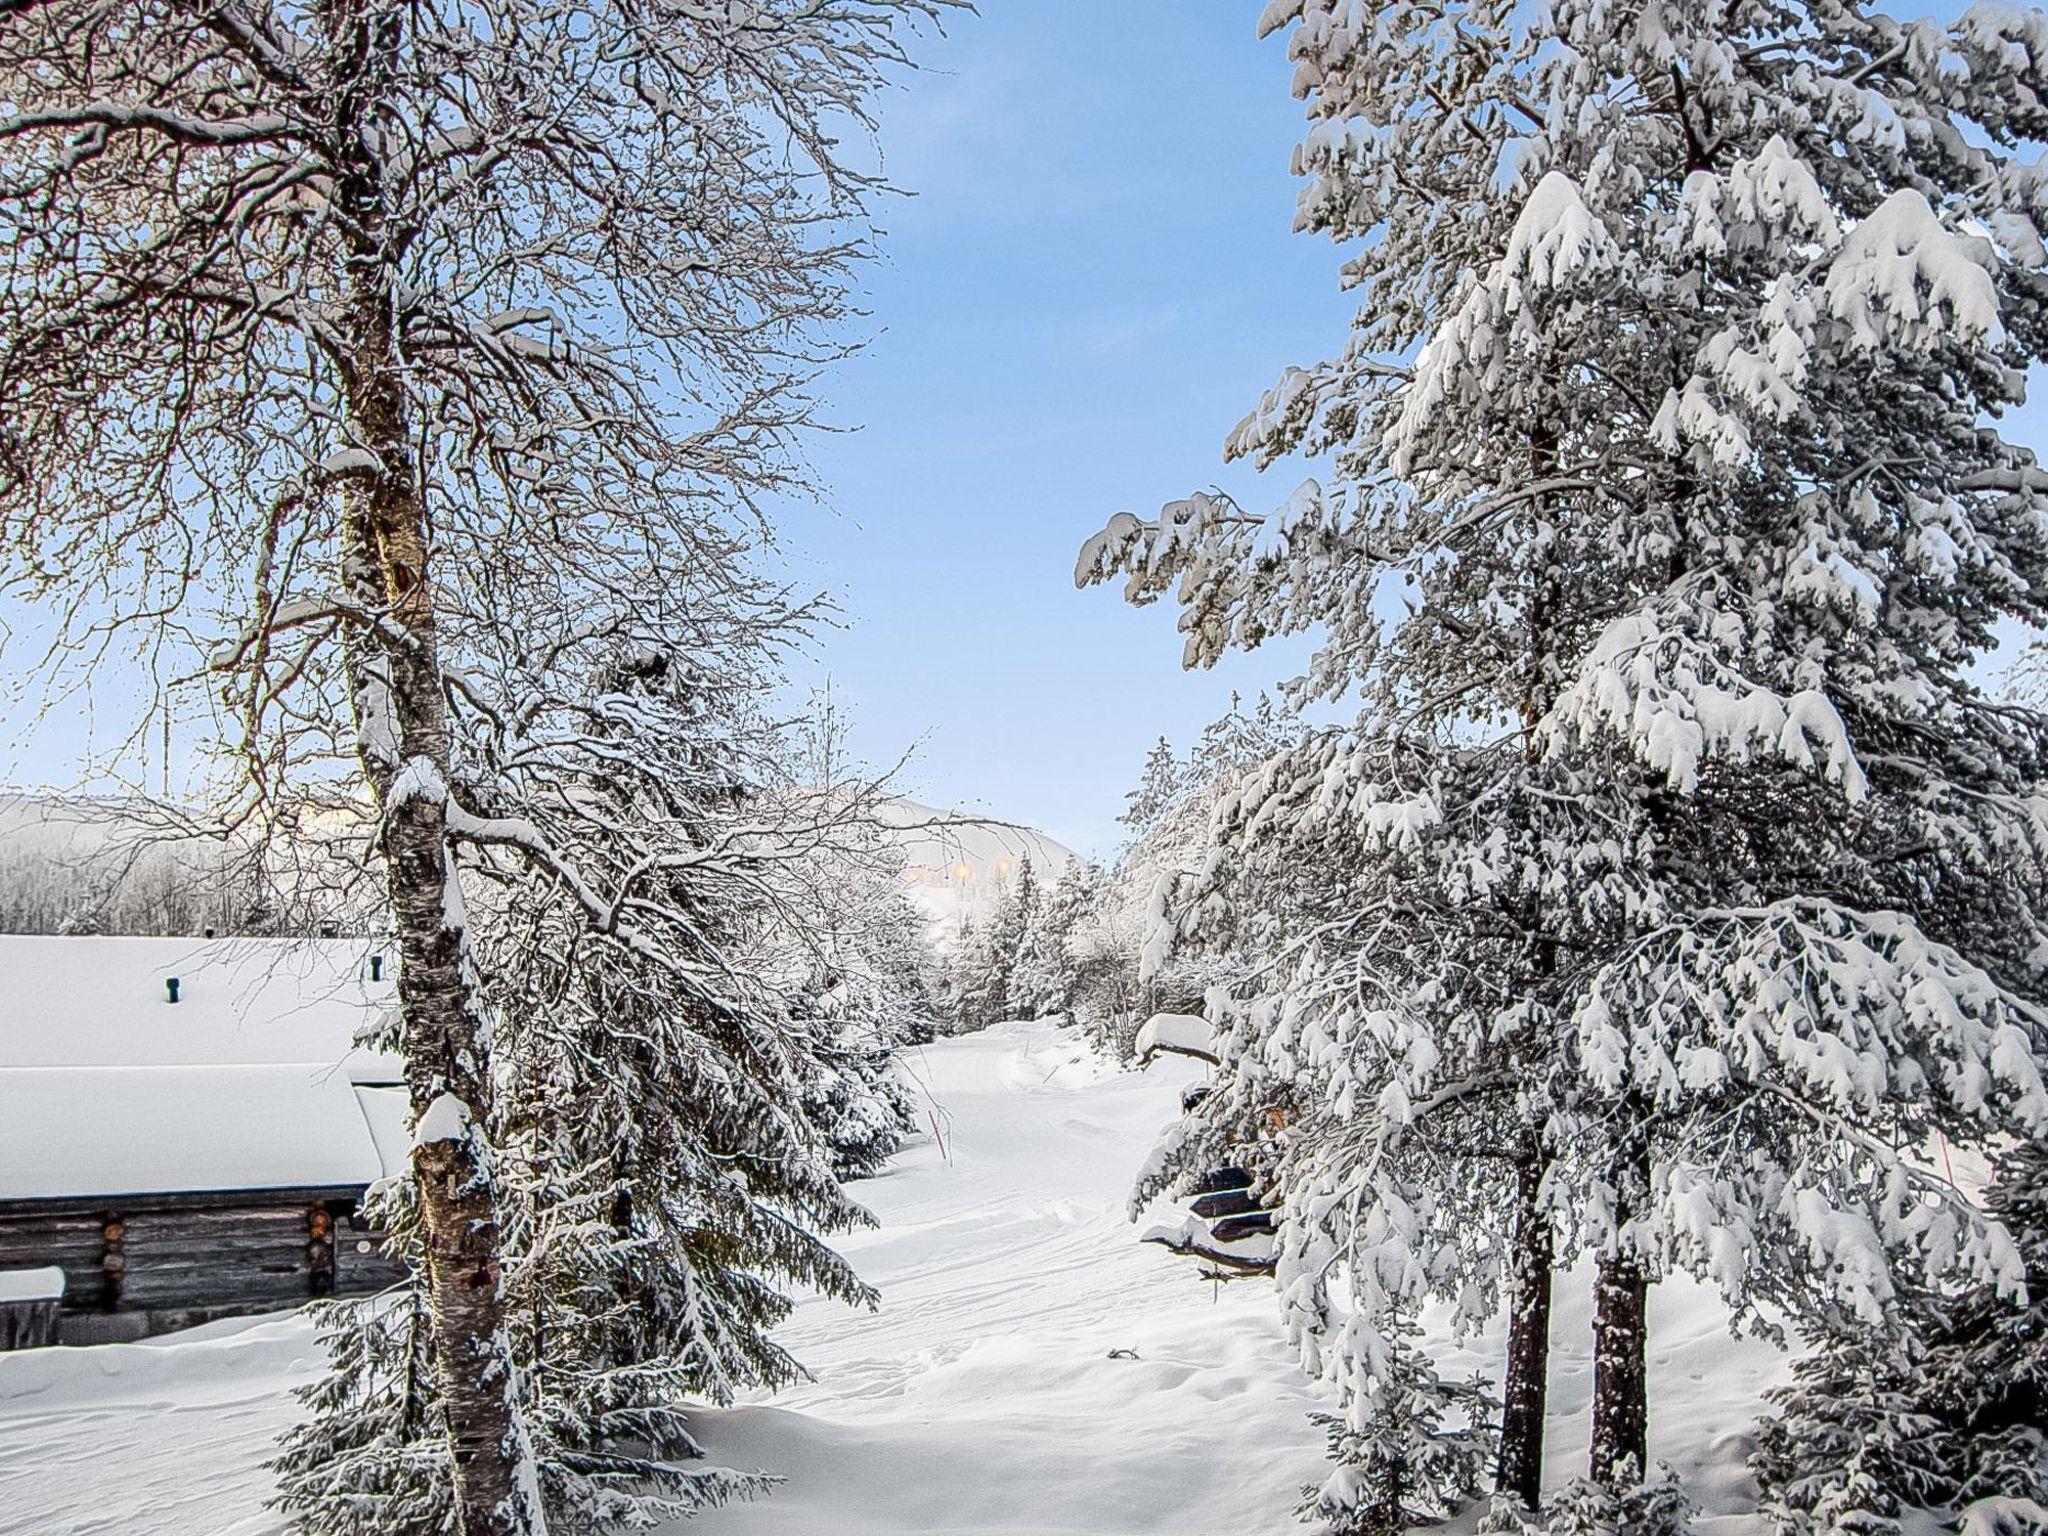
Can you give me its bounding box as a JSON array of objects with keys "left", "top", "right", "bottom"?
[
  {"left": 0, "top": 1019, "right": 1785, "bottom": 1534},
  {"left": 686, "top": 1022, "right": 1330, "bottom": 1534}
]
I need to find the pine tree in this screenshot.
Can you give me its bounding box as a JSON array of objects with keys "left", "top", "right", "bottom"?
[
  {"left": 1021, "top": 860, "right": 1149, "bottom": 1054},
  {"left": 1083, "top": 0, "right": 2048, "bottom": 1522}
]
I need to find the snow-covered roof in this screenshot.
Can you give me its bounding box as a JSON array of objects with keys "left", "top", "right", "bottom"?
[{"left": 0, "top": 937, "right": 409, "bottom": 1202}]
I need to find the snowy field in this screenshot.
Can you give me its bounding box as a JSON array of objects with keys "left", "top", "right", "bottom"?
[{"left": 0, "top": 1020, "right": 1788, "bottom": 1535}]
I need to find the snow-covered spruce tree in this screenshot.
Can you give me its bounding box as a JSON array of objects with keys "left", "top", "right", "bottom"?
[
  {"left": 1084, "top": 0, "right": 2048, "bottom": 1521},
  {"left": 1755, "top": 1138, "right": 2048, "bottom": 1534},
  {"left": 796, "top": 868, "right": 934, "bottom": 1179},
  {"left": 1011, "top": 860, "right": 1091, "bottom": 1022},
  {"left": 0, "top": 1, "right": 944, "bottom": 1527},
  {"left": 1097, "top": 698, "right": 1305, "bottom": 1036},
  {"left": 949, "top": 860, "right": 1038, "bottom": 1030},
  {"left": 787, "top": 679, "right": 936, "bottom": 1172},
  {"left": 1126, "top": 733, "right": 1593, "bottom": 1529},
  {"left": 276, "top": 584, "right": 907, "bottom": 1529}
]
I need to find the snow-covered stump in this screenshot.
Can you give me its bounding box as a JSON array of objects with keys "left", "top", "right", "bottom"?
[{"left": 0, "top": 1267, "right": 64, "bottom": 1351}]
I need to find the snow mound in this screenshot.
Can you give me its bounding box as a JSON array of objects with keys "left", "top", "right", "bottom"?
[{"left": 1134, "top": 1011, "right": 1217, "bottom": 1065}]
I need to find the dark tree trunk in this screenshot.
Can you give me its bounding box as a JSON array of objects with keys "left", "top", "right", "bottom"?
[
  {"left": 1496, "top": 1136, "right": 1554, "bottom": 1508},
  {"left": 1589, "top": 1250, "right": 1649, "bottom": 1484},
  {"left": 1589, "top": 1126, "right": 1651, "bottom": 1487}
]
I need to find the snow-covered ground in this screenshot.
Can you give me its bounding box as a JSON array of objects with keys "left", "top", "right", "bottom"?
[{"left": 0, "top": 1020, "right": 1789, "bottom": 1535}]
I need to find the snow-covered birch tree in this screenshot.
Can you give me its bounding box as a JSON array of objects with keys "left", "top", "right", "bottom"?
[
  {"left": 1083, "top": 0, "right": 2048, "bottom": 1525},
  {"left": 0, "top": 2, "right": 943, "bottom": 1529}
]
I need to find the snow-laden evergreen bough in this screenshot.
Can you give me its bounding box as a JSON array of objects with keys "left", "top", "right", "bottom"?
[
  {"left": 0, "top": 0, "right": 948, "bottom": 1530},
  {"left": 1755, "top": 1140, "right": 2048, "bottom": 1534},
  {"left": 1082, "top": 1, "right": 2048, "bottom": 1528}
]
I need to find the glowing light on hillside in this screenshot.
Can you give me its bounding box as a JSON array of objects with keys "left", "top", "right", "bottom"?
[{"left": 953, "top": 861, "right": 972, "bottom": 883}]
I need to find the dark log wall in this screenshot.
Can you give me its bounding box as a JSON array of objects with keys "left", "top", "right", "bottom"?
[
  {"left": 0, "top": 1298, "right": 59, "bottom": 1349},
  {"left": 0, "top": 1211, "right": 100, "bottom": 1305},
  {"left": 0, "top": 1187, "right": 409, "bottom": 1346}
]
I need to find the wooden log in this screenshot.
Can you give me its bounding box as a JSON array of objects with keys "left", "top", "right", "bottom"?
[
  {"left": 308, "top": 1201, "right": 337, "bottom": 1297},
  {"left": 0, "top": 1195, "right": 412, "bottom": 1329},
  {"left": 1189, "top": 1165, "right": 1254, "bottom": 1196},
  {"left": 0, "top": 1216, "right": 101, "bottom": 1310},
  {"left": 100, "top": 1212, "right": 125, "bottom": 1310},
  {"left": 0, "top": 1299, "right": 60, "bottom": 1350},
  {"left": 1208, "top": 1210, "right": 1277, "bottom": 1244},
  {"left": 1139, "top": 1040, "right": 1222, "bottom": 1068},
  {"left": 1189, "top": 1188, "right": 1259, "bottom": 1220}
]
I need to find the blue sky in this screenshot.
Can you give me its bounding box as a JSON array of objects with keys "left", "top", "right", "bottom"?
[
  {"left": 0, "top": 5, "right": 1337, "bottom": 859},
  {"left": 782, "top": 0, "right": 2046, "bottom": 858},
  {"left": 4, "top": 2, "right": 2037, "bottom": 862},
  {"left": 770, "top": 3, "right": 1353, "bottom": 857}
]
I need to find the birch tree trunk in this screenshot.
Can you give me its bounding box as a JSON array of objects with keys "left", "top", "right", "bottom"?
[
  {"left": 329, "top": 66, "right": 527, "bottom": 1521},
  {"left": 0, "top": 0, "right": 939, "bottom": 1525},
  {"left": 337, "top": 355, "right": 528, "bottom": 1534}
]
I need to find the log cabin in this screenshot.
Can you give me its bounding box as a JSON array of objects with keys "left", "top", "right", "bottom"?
[{"left": 0, "top": 936, "right": 412, "bottom": 1346}]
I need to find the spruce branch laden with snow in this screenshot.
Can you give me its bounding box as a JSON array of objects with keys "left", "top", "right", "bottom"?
[{"left": 272, "top": 613, "right": 934, "bottom": 1532}]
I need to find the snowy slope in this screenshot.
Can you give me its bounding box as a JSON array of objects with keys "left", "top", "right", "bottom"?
[
  {"left": 0, "top": 1021, "right": 1790, "bottom": 1536},
  {"left": 687, "top": 1023, "right": 1328, "bottom": 1535},
  {"left": 879, "top": 797, "right": 1077, "bottom": 932}
]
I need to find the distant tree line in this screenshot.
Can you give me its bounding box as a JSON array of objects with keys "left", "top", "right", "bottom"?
[{"left": 942, "top": 697, "right": 1297, "bottom": 1052}]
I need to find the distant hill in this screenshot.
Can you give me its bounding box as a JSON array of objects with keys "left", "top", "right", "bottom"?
[
  {"left": 0, "top": 789, "right": 1079, "bottom": 941},
  {"left": 873, "top": 798, "right": 1077, "bottom": 933}
]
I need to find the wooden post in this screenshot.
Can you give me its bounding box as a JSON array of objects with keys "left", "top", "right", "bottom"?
[
  {"left": 100, "top": 1214, "right": 126, "bottom": 1310},
  {"left": 308, "top": 1202, "right": 336, "bottom": 1296}
]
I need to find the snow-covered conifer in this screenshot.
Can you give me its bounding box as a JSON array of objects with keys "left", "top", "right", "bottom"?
[
  {"left": 1757, "top": 1139, "right": 2048, "bottom": 1533},
  {"left": 798, "top": 882, "right": 935, "bottom": 1178},
  {"left": 1010, "top": 866, "right": 1077, "bottom": 1023},
  {"left": 278, "top": 597, "right": 913, "bottom": 1530},
  {"left": 1084, "top": 0, "right": 2048, "bottom": 1522},
  {"left": 950, "top": 859, "right": 1039, "bottom": 1030}
]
